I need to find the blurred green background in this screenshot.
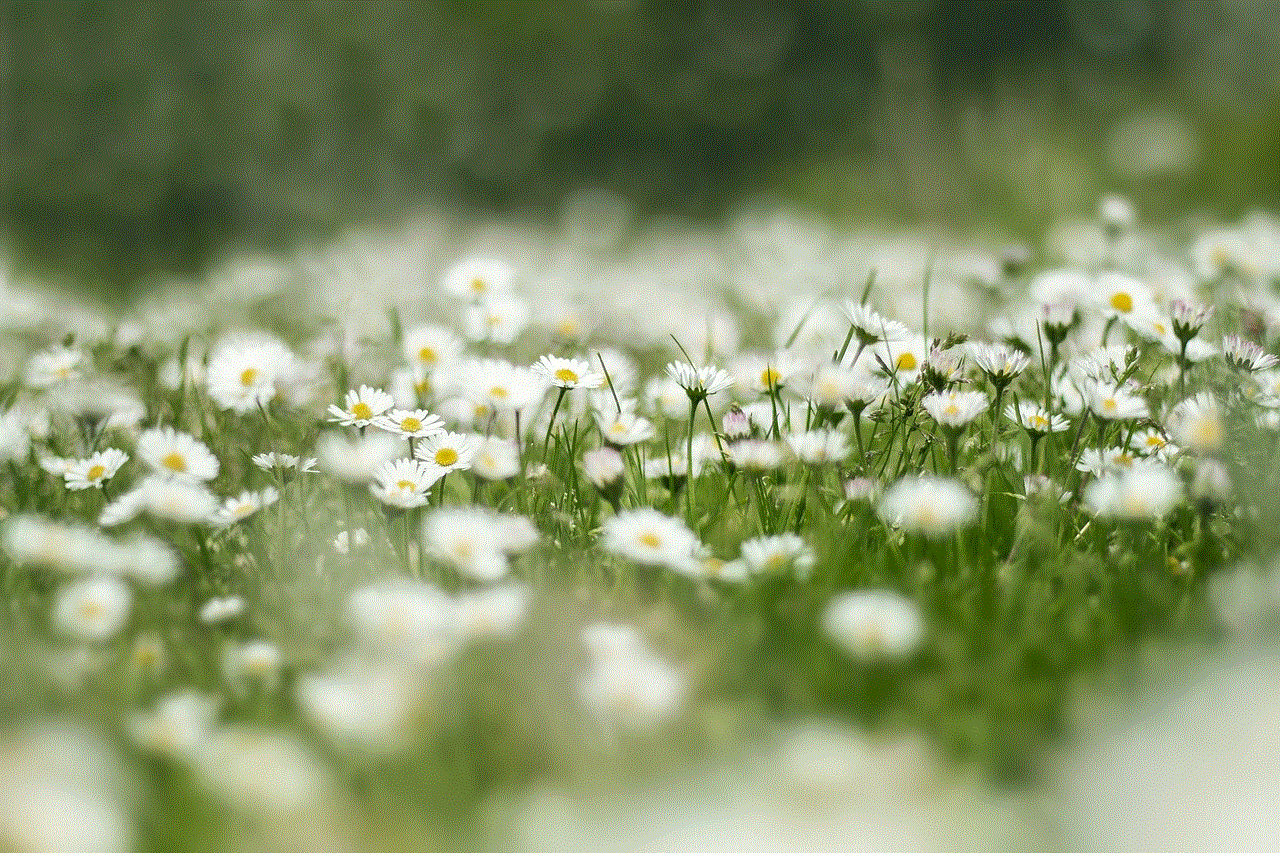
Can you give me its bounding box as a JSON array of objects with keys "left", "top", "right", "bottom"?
[{"left": 3, "top": 0, "right": 1280, "bottom": 290}]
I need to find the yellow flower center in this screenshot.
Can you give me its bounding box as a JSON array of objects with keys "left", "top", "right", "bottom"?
[
  {"left": 638, "top": 531, "right": 662, "bottom": 548},
  {"left": 489, "top": 386, "right": 509, "bottom": 401},
  {"left": 86, "top": 464, "right": 106, "bottom": 480},
  {"left": 554, "top": 368, "right": 579, "bottom": 384},
  {"left": 944, "top": 404, "right": 959, "bottom": 417},
  {"left": 610, "top": 421, "right": 628, "bottom": 434},
  {"left": 396, "top": 479, "right": 415, "bottom": 490},
  {"left": 1030, "top": 415, "right": 1048, "bottom": 429},
  {"left": 79, "top": 599, "right": 105, "bottom": 620},
  {"left": 471, "top": 276, "right": 487, "bottom": 294},
  {"left": 895, "top": 352, "right": 917, "bottom": 372},
  {"left": 1102, "top": 398, "right": 1118, "bottom": 413},
  {"left": 239, "top": 367, "right": 259, "bottom": 387},
  {"left": 1145, "top": 435, "right": 1165, "bottom": 447},
  {"left": 434, "top": 447, "right": 459, "bottom": 467},
  {"left": 351, "top": 402, "right": 373, "bottom": 420},
  {"left": 161, "top": 452, "right": 187, "bottom": 473},
  {"left": 400, "top": 417, "right": 422, "bottom": 432},
  {"left": 1109, "top": 292, "right": 1134, "bottom": 313},
  {"left": 761, "top": 367, "right": 782, "bottom": 388},
  {"left": 556, "top": 319, "right": 580, "bottom": 338},
  {"left": 418, "top": 346, "right": 437, "bottom": 364}
]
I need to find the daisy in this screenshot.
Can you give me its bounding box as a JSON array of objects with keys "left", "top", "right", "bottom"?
[
  {"left": 877, "top": 476, "right": 977, "bottom": 538},
  {"left": 1171, "top": 300, "right": 1213, "bottom": 343},
  {"left": 421, "top": 508, "right": 512, "bottom": 582},
  {"left": 1129, "top": 428, "right": 1175, "bottom": 459},
  {"left": 137, "top": 476, "right": 220, "bottom": 524},
  {"left": 531, "top": 355, "right": 604, "bottom": 390},
  {"left": 921, "top": 390, "right": 988, "bottom": 429},
  {"left": 666, "top": 361, "right": 734, "bottom": 403},
  {"left": 38, "top": 455, "right": 75, "bottom": 477},
  {"left": 843, "top": 302, "right": 911, "bottom": 346},
  {"left": 726, "top": 439, "right": 785, "bottom": 471},
  {"left": 315, "top": 430, "right": 402, "bottom": 482},
  {"left": 471, "top": 437, "right": 521, "bottom": 481},
  {"left": 127, "top": 691, "right": 219, "bottom": 759},
  {"left": 785, "top": 429, "right": 851, "bottom": 464},
  {"left": 578, "top": 647, "right": 686, "bottom": 729},
  {"left": 53, "top": 575, "right": 132, "bottom": 642},
  {"left": 594, "top": 409, "right": 655, "bottom": 446},
  {"left": 137, "top": 427, "right": 220, "bottom": 481},
  {"left": 1005, "top": 402, "right": 1069, "bottom": 437},
  {"left": 441, "top": 256, "right": 514, "bottom": 300},
  {"left": 370, "top": 459, "right": 440, "bottom": 509},
  {"left": 402, "top": 324, "right": 462, "bottom": 372},
  {"left": 920, "top": 344, "right": 966, "bottom": 392},
  {"left": 251, "top": 452, "right": 318, "bottom": 474},
  {"left": 968, "top": 342, "right": 1030, "bottom": 389},
  {"left": 1095, "top": 271, "right": 1157, "bottom": 322},
  {"left": 24, "top": 346, "right": 84, "bottom": 388},
  {"left": 583, "top": 447, "right": 626, "bottom": 490},
  {"left": 199, "top": 596, "right": 245, "bottom": 624},
  {"left": 870, "top": 334, "right": 928, "bottom": 383},
  {"left": 740, "top": 533, "right": 816, "bottom": 578},
  {"left": 1084, "top": 381, "right": 1149, "bottom": 421},
  {"left": 466, "top": 359, "right": 547, "bottom": 413},
  {"left": 1075, "top": 447, "right": 1137, "bottom": 476},
  {"left": 1167, "top": 393, "right": 1223, "bottom": 453},
  {"left": 454, "top": 584, "right": 531, "bottom": 639},
  {"left": 823, "top": 589, "right": 924, "bottom": 661},
  {"left": 204, "top": 336, "right": 295, "bottom": 414},
  {"left": 209, "top": 488, "right": 280, "bottom": 526},
  {"left": 1083, "top": 463, "right": 1183, "bottom": 520},
  {"left": 414, "top": 431, "right": 482, "bottom": 474},
  {"left": 1223, "top": 335, "right": 1278, "bottom": 372},
  {"left": 372, "top": 408, "right": 446, "bottom": 440},
  {"left": 63, "top": 448, "right": 129, "bottom": 491},
  {"left": 601, "top": 508, "right": 701, "bottom": 574},
  {"left": 223, "top": 640, "right": 282, "bottom": 690},
  {"left": 327, "top": 386, "right": 395, "bottom": 428},
  {"left": 732, "top": 349, "right": 809, "bottom": 395},
  {"left": 463, "top": 294, "right": 530, "bottom": 345}
]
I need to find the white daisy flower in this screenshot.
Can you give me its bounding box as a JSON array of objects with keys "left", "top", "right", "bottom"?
[
  {"left": 583, "top": 447, "right": 626, "bottom": 490},
  {"left": 878, "top": 476, "right": 978, "bottom": 538},
  {"left": 843, "top": 302, "right": 911, "bottom": 345},
  {"left": 531, "top": 355, "right": 604, "bottom": 389},
  {"left": 372, "top": 408, "right": 446, "bottom": 440},
  {"left": 315, "top": 430, "right": 402, "bottom": 482},
  {"left": 1084, "top": 463, "right": 1183, "bottom": 520},
  {"left": 24, "top": 346, "right": 85, "bottom": 388},
  {"left": 921, "top": 390, "right": 989, "bottom": 429},
  {"left": 666, "top": 361, "right": 734, "bottom": 401},
  {"left": 870, "top": 334, "right": 928, "bottom": 382},
  {"left": 403, "top": 324, "right": 462, "bottom": 371},
  {"left": 223, "top": 640, "right": 283, "bottom": 690},
  {"left": 471, "top": 437, "right": 521, "bottom": 481},
  {"left": 726, "top": 439, "right": 785, "bottom": 471},
  {"left": 137, "top": 476, "right": 220, "bottom": 524},
  {"left": 209, "top": 488, "right": 279, "bottom": 526},
  {"left": 327, "top": 385, "right": 395, "bottom": 428},
  {"left": 454, "top": 584, "right": 531, "bottom": 639},
  {"left": 38, "top": 454, "right": 75, "bottom": 476},
  {"left": 136, "top": 427, "right": 220, "bottom": 482},
  {"left": 370, "top": 459, "right": 440, "bottom": 509},
  {"left": 594, "top": 409, "right": 655, "bottom": 446},
  {"left": 127, "top": 691, "right": 219, "bottom": 758},
  {"left": 823, "top": 589, "right": 924, "bottom": 661},
  {"left": 578, "top": 648, "right": 686, "bottom": 730},
  {"left": 204, "top": 335, "right": 295, "bottom": 414},
  {"left": 251, "top": 452, "right": 318, "bottom": 474},
  {"left": 740, "top": 533, "right": 816, "bottom": 578},
  {"left": 414, "top": 431, "right": 482, "bottom": 474},
  {"left": 1167, "top": 393, "right": 1223, "bottom": 453},
  {"left": 601, "top": 508, "right": 700, "bottom": 574},
  {"left": 466, "top": 359, "right": 547, "bottom": 413},
  {"left": 421, "top": 508, "right": 512, "bottom": 582},
  {"left": 199, "top": 596, "right": 245, "bottom": 624},
  {"left": 1085, "top": 380, "right": 1149, "bottom": 421},
  {"left": 1129, "top": 428, "right": 1175, "bottom": 459},
  {"left": 1223, "top": 335, "right": 1278, "bottom": 372},
  {"left": 1005, "top": 402, "right": 1070, "bottom": 437},
  {"left": 785, "top": 429, "right": 851, "bottom": 464},
  {"left": 968, "top": 342, "right": 1030, "bottom": 387},
  {"left": 53, "top": 575, "right": 131, "bottom": 642},
  {"left": 463, "top": 294, "right": 530, "bottom": 345},
  {"left": 63, "top": 448, "right": 129, "bottom": 491},
  {"left": 442, "top": 256, "right": 514, "bottom": 300},
  {"left": 1095, "top": 271, "right": 1157, "bottom": 321},
  {"left": 1075, "top": 447, "right": 1137, "bottom": 476}
]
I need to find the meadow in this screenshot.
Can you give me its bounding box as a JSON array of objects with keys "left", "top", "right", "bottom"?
[{"left": 1, "top": 197, "right": 1278, "bottom": 852}]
